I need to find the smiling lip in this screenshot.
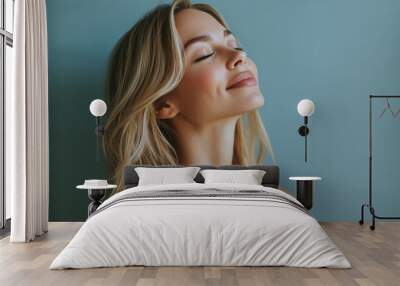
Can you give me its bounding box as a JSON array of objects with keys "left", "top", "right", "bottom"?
[{"left": 226, "top": 71, "right": 257, "bottom": 90}]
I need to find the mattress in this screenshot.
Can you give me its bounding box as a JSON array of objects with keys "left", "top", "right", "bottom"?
[{"left": 50, "top": 183, "right": 351, "bottom": 269}]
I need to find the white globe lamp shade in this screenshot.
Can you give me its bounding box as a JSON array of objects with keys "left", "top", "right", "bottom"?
[
  {"left": 90, "top": 99, "right": 107, "bottom": 117},
  {"left": 297, "top": 99, "right": 315, "bottom": 117}
]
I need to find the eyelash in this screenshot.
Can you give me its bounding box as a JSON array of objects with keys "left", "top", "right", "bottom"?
[{"left": 195, "top": 47, "right": 244, "bottom": 63}]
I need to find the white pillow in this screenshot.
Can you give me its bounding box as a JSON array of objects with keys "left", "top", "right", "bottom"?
[
  {"left": 200, "top": 169, "right": 266, "bottom": 185},
  {"left": 135, "top": 167, "right": 201, "bottom": 186}
]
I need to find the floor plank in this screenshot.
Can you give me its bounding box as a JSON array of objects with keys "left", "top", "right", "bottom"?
[{"left": 0, "top": 222, "right": 399, "bottom": 286}]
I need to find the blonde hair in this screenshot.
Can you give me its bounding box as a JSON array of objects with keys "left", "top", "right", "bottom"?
[{"left": 104, "top": 0, "right": 275, "bottom": 192}]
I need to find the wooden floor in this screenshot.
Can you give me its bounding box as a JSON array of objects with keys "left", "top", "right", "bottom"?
[{"left": 0, "top": 222, "right": 399, "bottom": 286}]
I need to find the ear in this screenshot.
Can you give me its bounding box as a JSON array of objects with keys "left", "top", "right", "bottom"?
[{"left": 155, "top": 97, "right": 179, "bottom": 119}]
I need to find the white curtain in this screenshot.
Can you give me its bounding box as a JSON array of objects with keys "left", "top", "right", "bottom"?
[{"left": 7, "top": 0, "right": 49, "bottom": 242}]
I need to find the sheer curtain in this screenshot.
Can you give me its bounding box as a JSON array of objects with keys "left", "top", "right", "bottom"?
[{"left": 7, "top": 0, "right": 49, "bottom": 242}]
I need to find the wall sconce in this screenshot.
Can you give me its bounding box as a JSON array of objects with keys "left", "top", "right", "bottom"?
[
  {"left": 89, "top": 99, "right": 107, "bottom": 161},
  {"left": 297, "top": 99, "right": 315, "bottom": 162}
]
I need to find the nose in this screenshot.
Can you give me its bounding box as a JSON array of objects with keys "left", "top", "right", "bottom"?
[{"left": 227, "top": 49, "right": 247, "bottom": 70}]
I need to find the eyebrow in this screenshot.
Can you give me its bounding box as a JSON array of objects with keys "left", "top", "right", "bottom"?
[{"left": 183, "top": 29, "right": 234, "bottom": 50}]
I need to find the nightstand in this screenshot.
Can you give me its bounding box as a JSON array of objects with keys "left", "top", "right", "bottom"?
[
  {"left": 289, "top": 177, "right": 321, "bottom": 210},
  {"left": 76, "top": 184, "right": 117, "bottom": 217}
]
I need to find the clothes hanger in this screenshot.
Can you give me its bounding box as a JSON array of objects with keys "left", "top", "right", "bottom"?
[
  {"left": 394, "top": 106, "right": 400, "bottom": 118},
  {"left": 378, "top": 98, "right": 398, "bottom": 118}
]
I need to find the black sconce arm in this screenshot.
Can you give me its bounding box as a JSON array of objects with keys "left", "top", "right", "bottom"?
[
  {"left": 298, "top": 116, "right": 310, "bottom": 162},
  {"left": 95, "top": 117, "right": 105, "bottom": 136}
]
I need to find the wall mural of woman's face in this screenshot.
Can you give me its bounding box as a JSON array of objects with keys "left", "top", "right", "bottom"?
[{"left": 158, "top": 8, "right": 264, "bottom": 127}]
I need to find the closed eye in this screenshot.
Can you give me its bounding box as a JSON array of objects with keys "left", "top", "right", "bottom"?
[
  {"left": 194, "top": 47, "right": 244, "bottom": 63},
  {"left": 195, "top": 51, "right": 215, "bottom": 62}
]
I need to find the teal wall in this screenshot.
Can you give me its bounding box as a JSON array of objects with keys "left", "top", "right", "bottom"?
[{"left": 47, "top": 0, "right": 400, "bottom": 221}]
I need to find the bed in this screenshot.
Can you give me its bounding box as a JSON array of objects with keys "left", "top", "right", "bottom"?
[{"left": 49, "top": 165, "right": 351, "bottom": 269}]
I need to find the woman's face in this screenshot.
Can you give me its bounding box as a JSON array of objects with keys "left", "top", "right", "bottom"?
[{"left": 164, "top": 8, "right": 264, "bottom": 126}]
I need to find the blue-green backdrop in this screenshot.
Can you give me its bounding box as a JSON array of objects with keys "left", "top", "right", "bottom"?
[{"left": 47, "top": 0, "right": 400, "bottom": 221}]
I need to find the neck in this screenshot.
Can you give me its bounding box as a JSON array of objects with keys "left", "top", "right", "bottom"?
[{"left": 171, "top": 117, "right": 239, "bottom": 166}]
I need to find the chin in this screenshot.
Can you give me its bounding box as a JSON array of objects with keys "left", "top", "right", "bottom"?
[
  {"left": 242, "top": 90, "right": 264, "bottom": 111},
  {"left": 227, "top": 86, "right": 264, "bottom": 107},
  {"left": 226, "top": 95, "right": 264, "bottom": 118}
]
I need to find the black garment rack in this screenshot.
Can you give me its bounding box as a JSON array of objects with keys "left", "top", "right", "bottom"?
[{"left": 359, "top": 95, "right": 400, "bottom": 230}]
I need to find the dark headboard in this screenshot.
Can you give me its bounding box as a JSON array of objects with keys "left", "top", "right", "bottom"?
[{"left": 123, "top": 165, "right": 279, "bottom": 189}]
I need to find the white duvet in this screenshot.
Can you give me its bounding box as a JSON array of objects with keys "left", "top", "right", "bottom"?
[{"left": 50, "top": 183, "right": 351, "bottom": 269}]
